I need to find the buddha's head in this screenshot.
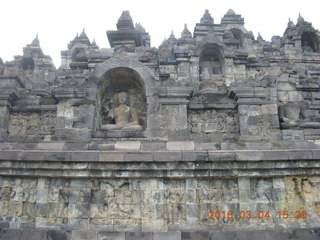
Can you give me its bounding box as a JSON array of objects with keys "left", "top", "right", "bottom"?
[{"left": 118, "top": 91, "right": 128, "bottom": 104}]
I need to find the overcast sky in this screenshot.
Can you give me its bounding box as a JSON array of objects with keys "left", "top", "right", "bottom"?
[{"left": 1, "top": 0, "right": 319, "bottom": 67}]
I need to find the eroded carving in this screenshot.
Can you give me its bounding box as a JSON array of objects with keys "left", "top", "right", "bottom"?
[
  {"left": 101, "top": 91, "right": 142, "bottom": 131},
  {"left": 8, "top": 111, "right": 56, "bottom": 136},
  {"left": 279, "top": 102, "right": 320, "bottom": 129}
]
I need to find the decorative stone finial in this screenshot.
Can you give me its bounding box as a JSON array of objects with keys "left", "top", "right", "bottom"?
[
  {"left": 298, "top": 13, "right": 304, "bottom": 22},
  {"left": 200, "top": 9, "right": 214, "bottom": 24},
  {"left": 181, "top": 24, "right": 192, "bottom": 39},
  {"left": 287, "top": 18, "right": 294, "bottom": 28},
  {"left": 226, "top": 9, "right": 236, "bottom": 15},
  {"left": 135, "top": 23, "right": 146, "bottom": 32},
  {"left": 169, "top": 31, "right": 175, "bottom": 39},
  {"left": 79, "top": 29, "right": 88, "bottom": 38},
  {"left": 116, "top": 11, "right": 134, "bottom": 30},
  {"left": 31, "top": 33, "right": 40, "bottom": 46},
  {"left": 257, "top": 32, "right": 263, "bottom": 41}
]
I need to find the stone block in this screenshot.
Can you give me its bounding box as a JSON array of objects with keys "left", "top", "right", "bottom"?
[
  {"left": 20, "top": 229, "right": 47, "bottom": 240},
  {"left": 0, "top": 229, "right": 20, "bottom": 240},
  {"left": 142, "top": 218, "right": 167, "bottom": 232},
  {"left": 235, "top": 151, "right": 263, "bottom": 161},
  {"left": 125, "top": 232, "right": 153, "bottom": 240},
  {"left": 97, "top": 232, "right": 125, "bottom": 240},
  {"left": 244, "top": 142, "right": 272, "bottom": 150},
  {"left": 124, "top": 152, "right": 153, "bottom": 161},
  {"left": 181, "top": 151, "right": 208, "bottom": 161},
  {"left": 55, "top": 128, "right": 92, "bottom": 143},
  {"left": 261, "top": 104, "right": 278, "bottom": 114},
  {"left": 0, "top": 150, "right": 20, "bottom": 160},
  {"left": 167, "top": 141, "right": 194, "bottom": 150},
  {"left": 20, "top": 151, "right": 45, "bottom": 161},
  {"left": 254, "top": 87, "right": 267, "bottom": 98},
  {"left": 71, "top": 230, "right": 97, "bottom": 240},
  {"left": 209, "top": 231, "right": 238, "bottom": 240},
  {"left": 99, "top": 152, "right": 124, "bottom": 162},
  {"left": 312, "top": 150, "right": 320, "bottom": 159},
  {"left": 0, "top": 221, "right": 9, "bottom": 228},
  {"left": 194, "top": 142, "right": 219, "bottom": 150},
  {"left": 37, "top": 142, "right": 65, "bottom": 150},
  {"left": 154, "top": 151, "right": 181, "bottom": 161},
  {"left": 288, "top": 150, "right": 313, "bottom": 160},
  {"left": 181, "top": 232, "right": 209, "bottom": 240},
  {"left": 45, "top": 152, "right": 71, "bottom": 161},
  {"left": 47, "top": 230, "right": 71, "bottom": 240},
  {"left": 64, "top": 143, "right": 89, "bottom": 150},
  {"left": 282, "top": 130, "right": 305, "bottom": 141},
  {"left": 153, "top": 232, "right": 181, "bottom": 240},
  {"left": 114, "top": 141, "right": 141, "bottom": 151},
  {"left": 269, "top": 228, "right": 320, "bottom": 240},
  {"left": 141, "top": 141, "right": 166, "bottom": 151},
  {"left": 262, "top": 151, "right": 289, "bottom": 160},
  {"left": 208, "top": 152, "right": 236, "bottom": 161},
  {"left": 88, "top": 143, "right": 114, "bottom": 150},
  {"left": 71, "top": 152, "right": 99, "bottom": 162}
]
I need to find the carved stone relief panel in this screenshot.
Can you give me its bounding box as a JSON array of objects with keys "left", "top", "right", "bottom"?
[
  {"left": 188, "top": 109, "right": 239, "bottom": 140},
  {"left": 8, "top": 111, "right": 56, "bottom": 136}
]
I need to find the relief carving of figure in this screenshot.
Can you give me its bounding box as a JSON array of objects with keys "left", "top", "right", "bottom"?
[
  {"left": 279, "top": 102, "right": 320, "bottom": 129},
  {"left": 101, "top": 91, "right": 143, "bottom": 131}
]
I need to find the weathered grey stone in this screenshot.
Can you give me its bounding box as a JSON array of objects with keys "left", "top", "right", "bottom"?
[
  {"left": 37, "top": 142, "right": 65, "bottom": 150},
  {"left": 181, "top": 232, "right": 209, "bottom": 240},
  {"left": 71, "top": 151, "right": 99, "bottom": 162},
  {"left": 0, "top": 151, "right": 20, "bottom": 160},
  {"left": 167, "top": 141, "right": 194, "bottom": 151},
  {"left": 236, "top": 151, "right": 263, "bottom": 161},
  {"left": 47, "top": 230, "right": 71, "bottom": 240},
  {"left": 20, "top": 229, "right": 47, "bottom": 240},
  {"left": 262, "top": 150, "right": 289, "bottom": 160},
  {"left": 99, "top": 152, "right": 124, "bottom": 162},
  {"left": 114, "top": 141, "right": 141, "bottom": 151},
  {"left": 97, "top": 232, "right": 125, "bottom": 240},
  {"left": 0, "top": 229, "right": 20, "bottom": 240},
  {"left": 282, "top": 130, "right": 305, "bottom": 140},
  {"left": 261, "top": 104, "right": 278, "bottom": 114},
  {"left": 71, "top": 230, "right": 97, "bottom": 240},
  {"left": 141, "top": 141, "right": 166, "bottom": 151},
  {"left": 124, "top": 152, "right": 153, "bottom": 161},
  {"left": 153, "top": 232, "right": 181, "bottom": 240},
  {"left": 154, "top": 151, "right": 181, "bottom": 161},
  {"left": 125, "top": 232, "right": 153, "bottom": 240},
  {"left": 208, "top": 151, "right": 236, "bottom": 161},
  {"left": 20, "top": 151, "right": 45, "bottom": 161},
  {"left": 181, "top": 151, "right": 208, "bottom": 161}
]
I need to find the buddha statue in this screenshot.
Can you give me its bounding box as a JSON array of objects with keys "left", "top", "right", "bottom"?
[
  {"left": 279, "top": 102, "right": 320, "bottom": 129},
  {"left": 101, "top": 91, "right": 143, "bottom": 131}
]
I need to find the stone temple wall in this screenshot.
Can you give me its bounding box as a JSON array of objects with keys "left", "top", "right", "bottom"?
[{"left": 0, "top": 9, "right": 320, "bottom": 240}]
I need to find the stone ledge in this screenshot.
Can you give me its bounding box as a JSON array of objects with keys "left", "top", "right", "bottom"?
[
  {"left": 0, "top": 228, "right": 319, "bottom": 240},
  {"left": 2, "top": 140, "right": 320, "bottom": 151}
]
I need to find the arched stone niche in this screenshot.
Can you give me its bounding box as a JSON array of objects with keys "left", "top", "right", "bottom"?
[
  {"left": 91, "top": 57, "right": 157, "bottom": 137},
  {"left": 72, "top": 48, "right": 87, "bottom": 62},
  {"left": 199, "top": 44, "right": 224, "bottom": 76},
  {"left": 98, "top": 67, "right": 147, "bottom": 129},
  {"left": 301, "top": 31, "right": 319, "bottom": 53},
  {"left": 70, "top": 47, "right": 88, "bottom": 69},
  {"left": 20, "top": 55, "right": 34, "bottom": 71},
  {"left": 197, "top": 43, "right": 225, "bottom": 93},
  {"left": 230, "top": 28, "right": 244, "bottom": 47}
]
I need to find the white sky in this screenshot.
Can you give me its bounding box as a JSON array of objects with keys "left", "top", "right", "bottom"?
[{"left": 1, "top": 0, "right": 319, "bottom": 67}]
